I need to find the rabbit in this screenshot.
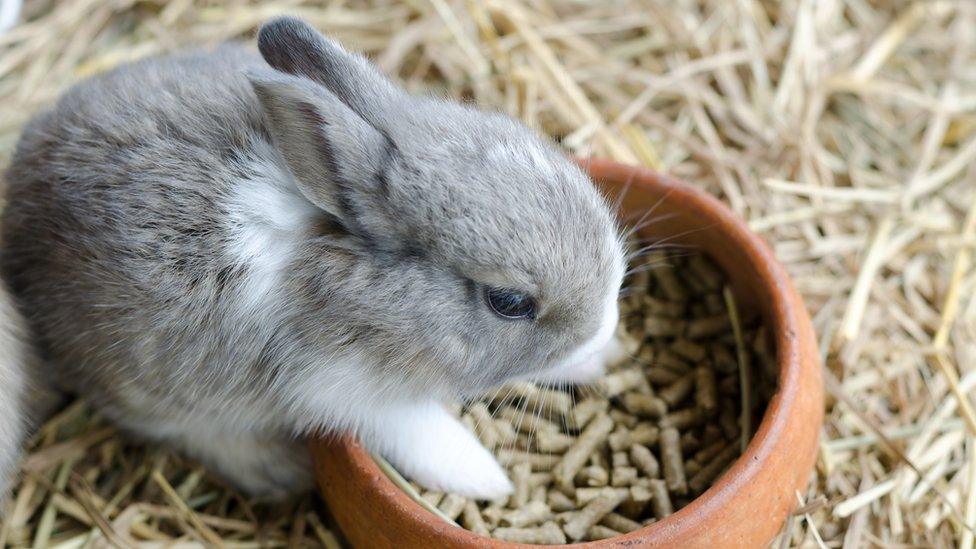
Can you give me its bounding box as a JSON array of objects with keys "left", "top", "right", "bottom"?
[{"left": 0, "top": 16, "right": 625, "bottom": 503}]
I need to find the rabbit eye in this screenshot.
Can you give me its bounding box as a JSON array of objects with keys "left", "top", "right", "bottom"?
[{"left": 484, "top": 287, "right": 537, "bottom": 320}]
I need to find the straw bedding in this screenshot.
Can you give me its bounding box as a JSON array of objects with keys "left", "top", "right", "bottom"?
[{"left": 0, "top": 0, "right": 974, "bottom": 547}]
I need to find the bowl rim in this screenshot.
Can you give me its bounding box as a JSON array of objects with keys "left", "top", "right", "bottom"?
[{"left": 312, "top": 158, "right": 822, "bottom": 547}]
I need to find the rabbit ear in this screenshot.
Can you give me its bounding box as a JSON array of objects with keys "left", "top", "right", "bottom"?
[
  {"left": 246, "top": 68, "right": 391, "bottom": 224},
  {"left": 256, "top": 16, "right": 402, "bottom": 128}
]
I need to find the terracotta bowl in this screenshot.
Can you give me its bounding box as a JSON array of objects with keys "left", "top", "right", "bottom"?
[{"left": 310, "top": 158, "right": 823, "bottom": 548}]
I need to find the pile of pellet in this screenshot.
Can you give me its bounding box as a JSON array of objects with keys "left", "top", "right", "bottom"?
[{"left": 403, "top": 252, "right": 777, "bottom": 544}]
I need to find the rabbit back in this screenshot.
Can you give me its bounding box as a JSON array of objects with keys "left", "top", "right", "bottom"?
[{"left": 1, "top": 45, "right": 312, "bottom": 431}]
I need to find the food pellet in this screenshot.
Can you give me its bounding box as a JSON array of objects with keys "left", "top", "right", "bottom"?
[
  {"left": 622, "top": 392, "right": 667, "bottom": 418},
  {"left": 671, "top": 338, "right": 707, "bottom": 362},
  {"left": 601, "top": 512, "right": 643, "bottom": 533},
  {"left": 563, "top": 489, "right": 629, "bottom": 541},
  {"left": 463, "top": 500, "right": 491, "bottom": 536},
  {"left": 644, "top": 316, "right": 685, "bottom": 337},
  {"left": 649, "top": 479, "right": 673, "bottom": 518},
  {"left": 553, "top": 414, "right": 614, "bottom": 491},
  {"left": 629, "top": 444, "right": 660, "bottom": 478},
  {"left": 598, "top": 368, "right": 645, "bottom": 397},
  {"left": 611, "top": 466, "right": 638, "bottom": 487},
  {"left": 695, "top": 364, "right": 719, "bottom": 414},
  {"left": 688, "top": 444, "right": 740, "bottom": 494},
  {"left": 660, "top": 427, "right": 687, "bottom": 495},
  {"left": 658, "top": 373, "right": 695, "bottom": 406},
  {"left": 500, "top": 501, "right": 552, "bottom": 527},
  {"left": 567, "top": 398, "right": 609, "bottom": 430},
  {"left": 511, "top": 462, "right": 532, "bottom": 507},
  {"left": 586, "top": 525, "right": 623, "bottom": 540},
  {"left": 576, "top": 465, "right": 608, "bottom": 487},
  {"left": 494, "top": 522, "right": 566, "bottom": 544},
  {"left": 498, "top": 450, "right": 561, "bottom": 471},
  {"left": 548, "top": 490, "right": 575, "bottom": 512},
  {"left": 392, "top": 253, "right": 774, "bottom": 543},
  {"left": 438, "top": 494, "right": 467, "bottom": 521}
]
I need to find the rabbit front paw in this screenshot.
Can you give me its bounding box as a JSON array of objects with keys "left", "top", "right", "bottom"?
[{"left": 367, "top": 400, "right": 513, "bottom": 500}]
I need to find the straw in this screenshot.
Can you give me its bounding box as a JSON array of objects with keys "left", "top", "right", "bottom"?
[{"left": 1, "top": 0, "right": 974, "bottom": 546}]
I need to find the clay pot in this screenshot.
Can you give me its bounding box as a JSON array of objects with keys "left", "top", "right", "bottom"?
[{"left": 310, "top": 158, "right": 823, "bottom": 548}]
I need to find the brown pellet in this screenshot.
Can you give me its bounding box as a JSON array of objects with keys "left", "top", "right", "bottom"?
[
  {"left": 660, "top": 428, "right": 687, "bottom": 495},
  {"left": 598, "top": 368, "right": 646, "bottom": 397},
  {"left": 494, "top": 522, "right": 566, "bottom": 544},
  {"left": 498, "top": 450, "right": 561, "bottom": 471},
  {"left": 548, "top": 490, "right": 576, "bottom": 512},
  {"left": 660, "top": 407, "right": 705, "bottom": 430},
  {"left": 680, "top": 431, "right": 702, "bottom": 454},
  {"left": 553, "top": 414, "right": 614, "bottom": 491},
  {"left": 648, "top": 479, "right": 673, "bottom": 518},
  {"left": 563, "top": 489, "right": 628, "bottom": 541},
  {"left": 645, "top": 366, "right": 680, "bottom": 385},
  {"left": 509, "top": 382, "right": 574, "bottom": 417},
  {"left": 629, "top": 423, "right": 660, "bottom": 445},
  {"left": 567, "top": 398, "right": 609, "bottom": 430},
  {"left": 655, "top": 349, "right": 693, "bottom": 373},
  {"left": 718, "top": 374, "right": 740, "bottom": 396},
  {"left": 622, "top": 393, "right": 667, "bottom": 418},
  {"left": 501, "top": 406, "right": 561, "bottom": 435},
  {"left": 586, "top": 525, "right": 623, "bottom": 540},
  {"left": 658, "top": 373, "right": 695, "bottom": 407},
  {"left": 695, "top": 364, "right": 719, "bottom": 414},
  {"left": 650, "top": 258, "right": 689, "bottom": 301},
  {"left": 687, "top": 255, "right": 724, "bottom": 291},
  {"left": 719, "top": 398, "right": 739, "bottom": 439},
  {"left": 642, "top": 295, "right": 686, "bottom": 317},
  {"left": 575, "top": 487, "right": 629, "bottom": 506},
  {"left": 621, "top": 485, "right": 651, "bottom": 518},
  {"left": 531, "top": 484, "right": 548, "bottom": 503},
  {"left": 711, "top": 344, "right": 737, "bottom": 373},
  {"left": 688, "top": 444, "right": 740, "bottom": 494},
  {"left": 421, "top": 491, "right": 444, "bottom": 508},
  {"left": 686, "top": 315, "right": 732, "bottom": 339},
  {"left": 493, "top": 419, "right": 518, "bottom": 446},
  {"left": 536, "top": 430, "right": 575, "bottom": 453},
  {"left": 629, "top": 444, "right": 660, "bottom": 478},
  {"left": 609, "top": 409, "right": 639, "bottom": 428},
  {"left": 601, "top": 512, "right": 643, "bottom": 533},
  {"left": 611, "top": 451, "right": 630, "bottom": 468},
  {"left": 644, "top": 316, "right": 685, "bottom": 337},
  {"left": 671, "top": 338, "right": 707, "bottom": 362},
  {"left": 438, "top": 494, "right": 466, "bottom": 521},
  {"left": 462, "top": 500, "right": 490, "bottom": 536},
  {"left": 576, "top": 465, "right": 608, "bottom": 487},
  {"left": 611, "top": 466, "right": 638, "bottom": 486},
  {"left": 607, "top": 428, "right": 632, "bottom": 452},
  {"left": 693, "top": 440, "right": 728, "bottom": 465},
  {"left": 464, "top": 409, "right": 497, "bottom": 450},
  {"left": 511, "top": 462, "right": 532, "bottom": 507},
  {"left": 500, "top": 500, "right": 552, "bottom": 527}
]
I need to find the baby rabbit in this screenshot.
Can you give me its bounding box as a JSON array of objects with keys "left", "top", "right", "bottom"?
[{"left": 0, "top": 16, "right": 625, "bottom": 501}]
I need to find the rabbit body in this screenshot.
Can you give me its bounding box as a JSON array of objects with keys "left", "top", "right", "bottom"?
[{"left": 0, "top": 18, "right": 624, "bottom": 501}]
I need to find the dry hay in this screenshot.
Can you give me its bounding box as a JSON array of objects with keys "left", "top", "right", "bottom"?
[{"left": 1, "top": 0, "right": 975, "bottom": 547}]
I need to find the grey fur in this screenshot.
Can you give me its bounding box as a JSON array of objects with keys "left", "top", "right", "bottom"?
[
  {"left": 0, "top": 17, "right": 623, "bottom": 498},
  {"left": 0, "top": 280, "right": 58, "bottom": 512}
]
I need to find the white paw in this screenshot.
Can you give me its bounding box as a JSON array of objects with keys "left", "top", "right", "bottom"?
[
  {"left": 366, "top": 401, "right": 514, "bottom": 500},
  {"left": 406, "top": 437, "right": 514, "bottom": 500}
]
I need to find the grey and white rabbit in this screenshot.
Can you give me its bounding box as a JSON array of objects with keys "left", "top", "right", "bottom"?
[{"left": 0, "top": 16, "right": 625, "bottom": 504}]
